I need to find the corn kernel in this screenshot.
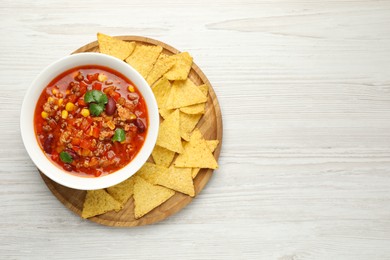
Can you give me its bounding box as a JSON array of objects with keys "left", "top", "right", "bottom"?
[
  {"left": 107, "top": 121, "right": 115, "bottom": 130},
  {"left": 129, "top": 113, "right": 136, "bottom": 120},
  {"left": 61, "top": 110, "right": 68, "bottom": 119},
  {"left": 41, "top": 111, "right": 49, "bottom": 119},
  {"left": 65, "top": 102, "right": 75, "bottom": 112},
  {"left": 58, "top": 98, "right": 64, "bottom": 106},
  {"left": 52, "top": 88, "right": 59, "bottom": 95},
  {"left": 128, "top": 85, "right": 135, "bottom": 92},
  {"left": 98, "top": 74, "right": 107, "bottom": 82},
  {"left": 80, "top": 108, "right": 90, "bottom": 117}
]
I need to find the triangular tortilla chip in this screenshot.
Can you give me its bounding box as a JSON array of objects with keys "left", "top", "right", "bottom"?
[
  {"left": 125, "top": 44, "right": 162, "bottom": 78},
  {"left": 180, "top": 113, "right": 202, "bottom": 141},
  {"left": 152, "top": 145, "right": 176, "bottom": 167},
  {"left": 159, "top": 108, "right": 174, "bottom": 119},
  {"left": 155, "top": 166, "right": 195, "bottom": 197},
  {"left": 146, "top": 54, "right": 176, "bottom": 85},
  {"left": 97, "top": 33, "right": 136, "bottom": 60},
  {"left": 174, "top": 129, "right": 219, "bottom": 169},
  {"left": 81, "top": 189, "right": 122, "bottom": 219},
  {"left": 159, "top": 109, "right": 201, "bottom": 141},
  {"left": 165, "top": 79, "right": 207, "bottom": 109},
  {"left": 135, "top": 162, "right": 169, "bottom": 184},
  {"left": 164, "top": 52, "right": 193, "bottom": 80},
  {"left": 198, "top": 84, "right": 209, "bottom": 96},
  {"left": 133, "top": 176, "right": 175, "bottom": 219},
  {"left": 156, "top": 109, "right": 183, "bottom": 153},
  {"left": 179, "top": 84, "right": 209, "bottom": 115},
  {"left": 192, "top": 140, "right": 220, "bottom": 178},
  {"left": 180, "top": 103, "right": 206, "bottom": 115},
  {"left": 152, "top": 77, "right": 171, "bottom": 109},
  {"left": 106, "top": 176, "right": 135, "bottom": 207},
  {"left": 191, "top": 168, "right": 201, "bottom": 179}
]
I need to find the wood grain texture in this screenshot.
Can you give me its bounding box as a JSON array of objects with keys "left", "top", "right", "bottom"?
[
  {"left": 1, "top": 0, "right": 390, "bottom": 259},
  {"left": 41, "top": 36, "right": 223, "bottom": 227}
]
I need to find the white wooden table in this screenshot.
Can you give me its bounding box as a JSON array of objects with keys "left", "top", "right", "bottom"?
[{"left": 2, "top": 1, "right": 390, "bottom": 259}]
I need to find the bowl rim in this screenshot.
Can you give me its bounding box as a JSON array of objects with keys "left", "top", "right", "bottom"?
[{"left": 20, "top": 53, "right": 159, "bottom": 190}]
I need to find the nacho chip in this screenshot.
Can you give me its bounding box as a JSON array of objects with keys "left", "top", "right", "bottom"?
[
  {"left": 159, "top": 108, "right": 174, "bottom": 119},
  {"left": 192, "top": 140, "right": 220, "bottom": 178},
  {"left": 159, "top": 109, "right": 201, "bottom": 141},
  {"left": 152, "top": 77, "right": 171, "bottom": 109},
  {"left": 106, "top": 176, "right": 135, "bottom": 207},
  {"left": 180, "top": 103, "right": 206, "bottom": 115},
  {"left": 97, "top": 33, "right": 136, "bottom": 60},
  {"left": 198, "top": 84, "right": 209, "bottom": 96},
  {"left": 156, "top": 109, "right": 183, "bottom": 153},
  {"left": 146, "top": 54, "right": 176, "bottom": 85},
  {"left": 156, "top": 166, "right": 195, "bottom": 197},
  {"left": 135, "top": 162, "right": 168, "bottom": 184},
  {"left": 174, "top": 129, "right": 219, "bottom": 169},
  {"left": 179, "top": 84, "right": 209, "bottom": 115},
  {"left": 133, "top": 176, "right": 175, "bottom": 219},
  {"left": 152, "top": 145, "right": 176, "bottom": 167},
  {"left": 81, "top": 189, "right": 122, "bottom": 219},
  {"left": 191, "top": 168, "right": 201, "bottom": 179},
  {"left": 164, "top": 52, "right": 193, "bottom": 80},
  {"left": 206, "top": 140, "right": 219, "bottom": 152},
  {"left": 165, "top": 79, "right": 207, "bottom": 109},
  {"left": 125, "top": 44, "right": 163, "bottom": 78},
  {"left": 180, "top": 113, "right": 202, "bottom": 141}
]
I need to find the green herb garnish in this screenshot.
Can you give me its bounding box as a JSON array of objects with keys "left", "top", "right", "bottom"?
[
  {"left": 59, "top": 151, "right": 73, "bottom": 163},
  {"left": 84, "top": 90, "right": 108, "bottom": 116},
  {"left": 89, "top": 103, "right": 105, "bottom": 116},
  {"left": 112, "top": 128, "right": 125, "bottom": 142}
]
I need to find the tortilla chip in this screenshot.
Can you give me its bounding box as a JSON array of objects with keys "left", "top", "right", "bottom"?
[
  {"left": 97, "top": 33, "right": 136, "bottom": 60},
  {"left": 152, "top": 77, "right": 171, "bottom": 109},
  {"left": 133, "top": 176, "right": 175, "bottom": 219},
  {"left": 174, "top": 129, "right": 219, "bottom": 169},
  {"left": 165, "top": 79, "right": 207, "bottom": 109},
  {"left": 179, "top": 84, "right": 209, "bottom": 114},
  {"left": 159, "top": 108, "right": 174, "bottom": 119},
  {"left": 206, "top": 140, "right": 219, "bottom": 152},
  {"left": 146, "top": 54, "right": 176, "bottom": 85},
  {"left": 164, "top": 52, "right": 193, "bottom": 80},
  {"left": 81, "top": 189, "right": 122, "bottom": 219},
  {"left": 156, "top": 109, "right": 183, "bottom": 153},
  {"left": 198, "top": 84, "right": 209, "bottom": 96},
  {"left": 159, "top": 109, "right": 201, "bottom": 141},
  {"left": 106, "top": 177, "right": 135, "bottom": 207},
  {"left": 125, "top": 44, "right": 163, "bottom": 78},
  {"left": 180, "top": 103, "right": 206, "bottom": 115},
  {"left": 191, "top": 168, "right": 201, "bottom": 179},
  {"left": 135, "top": 162, "right": 168, "bottom": 184},
  {"left": 152, "top": 145, "right": 176, "bottom": 167},
  {"left": 191, "top": 140, "right": 220, "bottom": 178},
  {"left": 180, "top": 113, "right": 202, "bottom": 141},
  {"left": 156, "top": 166, "right": 195, "bottom": 197}
]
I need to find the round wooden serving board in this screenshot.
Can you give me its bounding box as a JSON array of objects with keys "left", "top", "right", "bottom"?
[{"left": 40, "top": 36, "right": 223, "bottom": 227}]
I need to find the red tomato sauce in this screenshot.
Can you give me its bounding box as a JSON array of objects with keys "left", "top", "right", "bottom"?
[{"left": 34, "top": 65, "right": 148, "bottom": 177}]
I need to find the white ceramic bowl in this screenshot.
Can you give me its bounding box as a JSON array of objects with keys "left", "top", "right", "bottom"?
[{"left": 20, "top": 53, "right": 159, "bottom": 190}]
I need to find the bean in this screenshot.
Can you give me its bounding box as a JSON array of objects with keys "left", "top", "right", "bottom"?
[
  {"left": 63, "top": 163, "right": 73, "bottom": 172},
  {"left": 105, "top": 97, "right": 116, "bottom": 116},
  {"left": 43, "top": 134, "right": 54, "bottom": 154},
  {"left": 135, "top": 118, "right": 146, "bottom": 133}
]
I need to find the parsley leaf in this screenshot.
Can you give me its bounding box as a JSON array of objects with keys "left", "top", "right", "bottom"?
[
  {"left": 89, "top": 103, "right": 104, "bottom": 116},
  {"left": 112, "top": 128, "right": 125, "bottom": 142},
  {"left": 60, "top": 151, "right": 73, "bottom": 163}
]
